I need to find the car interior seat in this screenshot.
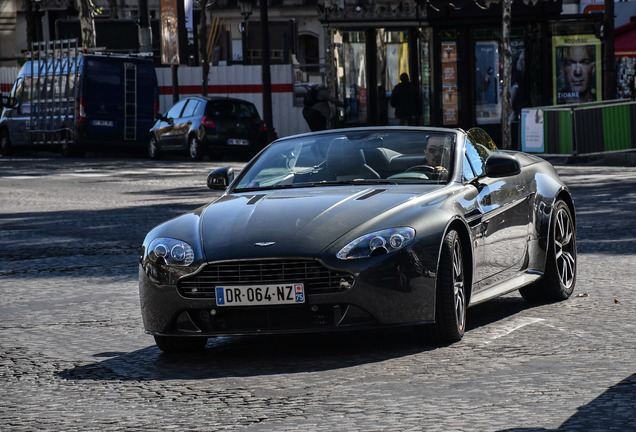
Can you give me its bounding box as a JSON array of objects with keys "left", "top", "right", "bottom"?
[{"left": 326, "top": 138, "right": 381, "bottom": 181}]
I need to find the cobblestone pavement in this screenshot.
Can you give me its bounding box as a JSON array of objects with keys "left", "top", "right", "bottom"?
[{"left": 0, "top": 155, "right": 634, "bottom": 431}]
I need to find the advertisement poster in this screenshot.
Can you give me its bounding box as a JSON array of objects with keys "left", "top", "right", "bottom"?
[
  {"left": 553, "top": 35, "right": 602, "bottom": 105},
  {"left": 441, "top": 41, "right": 458, "bottom": 126},
  {"left": 442, "top": 62, "right": 457, "bottom": 84},
  {"left": 521, "top": 108, "right": 545, "bottom": 153},
  {"left": 160, "top": 0, "right": 180, "bottom": 65},
  {"left": 475, "top": 41, "right": 500, "bottom": 124}
]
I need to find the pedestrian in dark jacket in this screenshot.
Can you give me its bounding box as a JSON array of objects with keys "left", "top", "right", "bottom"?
[
  {"left": 390, "top": 73, "right": 421, "bottom": 126},
  {"left": 302, "top": 85, "right": 343, "bottom": 131}
]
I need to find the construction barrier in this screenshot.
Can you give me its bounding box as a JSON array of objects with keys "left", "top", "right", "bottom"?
[{"left": 521, "top": 99, "right": 636, "bottom": 155}]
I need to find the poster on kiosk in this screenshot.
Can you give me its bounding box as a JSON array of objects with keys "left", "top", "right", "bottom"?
[{"left": 553, "top": 35, "right": 602, "bottom": 105}]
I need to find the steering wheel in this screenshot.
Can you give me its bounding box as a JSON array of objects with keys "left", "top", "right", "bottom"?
[{"left": 405, "top": 165, "right": 437, "bottom": 173}]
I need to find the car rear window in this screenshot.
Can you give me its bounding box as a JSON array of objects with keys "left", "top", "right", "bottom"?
[{"left": 205, "top": 100, "right": 257, "bottom": 118}]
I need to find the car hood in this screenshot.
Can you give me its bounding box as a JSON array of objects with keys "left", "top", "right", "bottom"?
[{"left": 199, "top": 186, "right": 437, "bottom": 261}]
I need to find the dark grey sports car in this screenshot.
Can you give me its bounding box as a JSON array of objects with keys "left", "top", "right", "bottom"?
[{"left": 139, "top": 127, "right": 576, "bottom": 352}]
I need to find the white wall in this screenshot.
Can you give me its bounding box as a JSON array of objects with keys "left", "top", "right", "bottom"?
[{"left": 0, "top": 67, "right": 19, "bottom": 94}]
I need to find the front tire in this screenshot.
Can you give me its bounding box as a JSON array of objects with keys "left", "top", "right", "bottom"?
[
  {"left": 427, "top": 229, "right": 467, "bottom": 343},
  {"left": 148, "top": 135, "right": 161, "bottom": 159},
  {"left": 520, "top": 200, "right": 576, "bottom": 302},
  {"left": 188, "top": 135, "right": 203, "bottom": 161},
  {"left": 154, "top": 335, "right": 208, "bottom": 353},
  {"left": 0, "top": 129, "right": 13, "bottom": 156}
]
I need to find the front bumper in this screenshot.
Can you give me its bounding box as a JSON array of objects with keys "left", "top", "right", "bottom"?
[{"left": 139, "top": 252, "right": 438, "bottom": 337}]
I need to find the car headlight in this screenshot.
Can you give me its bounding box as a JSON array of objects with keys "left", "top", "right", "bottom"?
[
  {"left": 147, "top": 238, "right": 195, "bottom": 266},
  {"left": 337, "top": 227, "right": 415, "bottom": 260}
]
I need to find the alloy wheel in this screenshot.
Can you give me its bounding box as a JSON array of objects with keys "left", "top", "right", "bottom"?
[
  {"left": 452, "top": 238, "right": 466, "bottom": 332},
  {"left": 554, "top": 206, "right": 576, "bottom": 289}
]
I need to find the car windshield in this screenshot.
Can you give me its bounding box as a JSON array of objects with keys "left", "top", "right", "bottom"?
[{"left": 234, "top": 130, "right": 456, "bottom": 191}]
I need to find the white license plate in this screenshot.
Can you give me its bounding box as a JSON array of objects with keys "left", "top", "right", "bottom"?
[
  {"left": 215, "top": 283, "right": 305, "bottom": 307},
  {"left": 91, "top": 120, "right": 114, "bottom": 127},
  {"left": 227, "top": 138, "right": 249, "bottom": 146}
]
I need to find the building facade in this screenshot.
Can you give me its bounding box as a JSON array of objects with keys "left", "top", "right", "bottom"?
[{"left": 3, "top": 0, "right": 635, "bottom": 146}]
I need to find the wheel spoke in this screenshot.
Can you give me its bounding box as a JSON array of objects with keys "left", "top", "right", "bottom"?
[
  {"left": 455, "top": 281, "right": 465, "bottom": 329},
  {"left": 559, "top": 251, "right": 576, "bottom": 287},
  {"left": 452, "top": 239, "right": 465, "bottom": 329}
]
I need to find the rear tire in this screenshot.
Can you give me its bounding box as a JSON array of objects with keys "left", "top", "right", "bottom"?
[
  {"left": 154, "top": 335, "right": 208, "bottom": 353},
  {"left": 0, "top": 129, "right": 13, "bottom": 156},
  {"left": 520, "top": 200, "right": 576, "bottom": 302}
]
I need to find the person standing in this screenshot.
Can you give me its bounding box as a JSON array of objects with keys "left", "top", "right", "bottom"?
[
  {"left": 390, "top": 73, "right": 421, "bottom": 126},
  {"left": 302, "top": 84, "right": 343, "bottom": 131}
]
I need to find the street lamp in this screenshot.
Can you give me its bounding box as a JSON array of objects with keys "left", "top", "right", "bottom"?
[
  {"left": 238, "top": 0, "right": 254, "bottom": 63},
  {"left": 238, "top": 0, "right": 254, "bottom": 21}
]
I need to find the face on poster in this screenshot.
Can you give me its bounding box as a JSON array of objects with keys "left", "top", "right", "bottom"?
[{"left": 553, "top": 35, "right": 602, "bottom": 105}]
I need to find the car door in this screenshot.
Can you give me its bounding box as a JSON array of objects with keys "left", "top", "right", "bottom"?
[
  {"left": 156, "top": 99, "right": 187, "bottom": 149},
  {"left": 463, "top": 140, "right": 531, "bottom": 288},
  {"left": 176, "top": 98, "right": 200, "bottom": 147}
]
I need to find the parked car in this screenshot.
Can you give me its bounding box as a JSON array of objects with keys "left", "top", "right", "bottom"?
[
  {"left": 139, "top": 126, "right": 577, "bottom": 353},
  {"left": 148, "top": 96, "right": 269, "bottom": 160},
  {"left": 0, "top": 45, "right": 159, "bottom": 156}
]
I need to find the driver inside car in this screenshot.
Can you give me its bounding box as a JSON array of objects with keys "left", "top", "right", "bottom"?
[{"left": 424, "top": 135, "right": 449, "bottom": 179}]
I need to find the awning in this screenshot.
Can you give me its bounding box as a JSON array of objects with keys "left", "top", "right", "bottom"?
[{"left": 615, "top": 19, "right": 636, "bottom": 57}]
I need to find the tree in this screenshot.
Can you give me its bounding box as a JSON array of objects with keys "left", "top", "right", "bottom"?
[
  {"left": 199, "top": 0, "right": 209, "bottom": 96},
  {"left": 77, "top": 0, "right": 97, "bottom": 49}
]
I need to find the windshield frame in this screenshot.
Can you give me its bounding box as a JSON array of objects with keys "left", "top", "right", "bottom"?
[{"left": 230, "top": 128, "right": 462, "bottom": 193}]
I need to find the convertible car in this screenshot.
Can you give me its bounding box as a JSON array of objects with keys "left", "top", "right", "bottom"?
[{"left": 139, "top": 127, "right": 576, "bottom": 352}]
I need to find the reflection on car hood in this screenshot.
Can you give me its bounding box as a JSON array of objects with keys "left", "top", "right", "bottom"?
[{"left": 200, "top": 186, "right": 436, "bottom": 261}]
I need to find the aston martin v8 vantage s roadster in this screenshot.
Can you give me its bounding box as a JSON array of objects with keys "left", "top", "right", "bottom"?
[{"left": 139, "top": 127, "right": 576, "bottom": 352}]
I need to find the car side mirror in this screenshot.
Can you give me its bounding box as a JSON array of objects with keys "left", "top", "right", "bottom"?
[
  {"left": 484, "top": 153, "right": 521, "bottom": 178},
  {"left": 207, "top": 167, "right": 235, "bottom": 190},
  {"left": 1, "top": 95, "right": 18, "bottom": 109},
  {"left": 155, "top": 113, "right": 172, "bottom": 124}
]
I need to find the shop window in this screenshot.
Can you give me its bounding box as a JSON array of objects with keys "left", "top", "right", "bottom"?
[{"left": 335, "top": 30, "right": 367, "bottom": 125}]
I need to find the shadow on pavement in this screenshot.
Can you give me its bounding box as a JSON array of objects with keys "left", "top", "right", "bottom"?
[
  {"left": 58, "top": 329, "right": 429, "bottom": 381},
  {"left": 58, "top": 295, "right": 538, "bottom": 382},
  {"left": 499, "top": 372, "right": 636, "bottom": 431}
]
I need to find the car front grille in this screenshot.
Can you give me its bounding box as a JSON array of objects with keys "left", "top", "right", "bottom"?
[{"left": 178, "top": 259, "right": 354, "bottom": 299}]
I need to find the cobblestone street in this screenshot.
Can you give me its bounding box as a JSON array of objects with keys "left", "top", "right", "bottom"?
[{"left": 1, "top": 156, "right": 635, "bottom": 431}]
